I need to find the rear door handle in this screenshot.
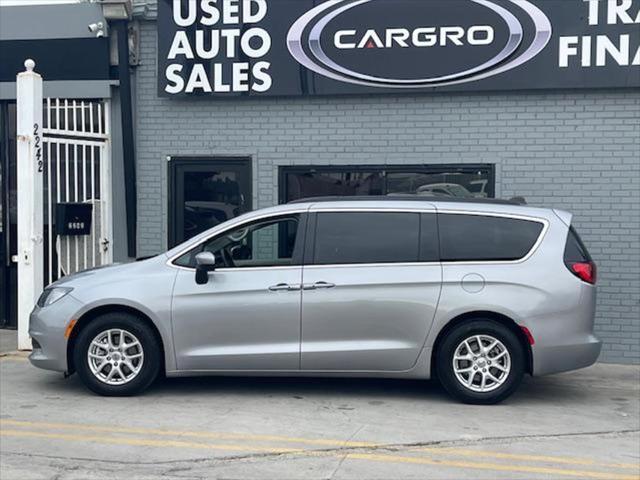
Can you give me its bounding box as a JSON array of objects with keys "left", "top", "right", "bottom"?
[
  {"left": 268, "top": 283, "right": 301, "bottom": 291},
  {"left": 302, "top": 281, "right": 336, "bottom": 290}
]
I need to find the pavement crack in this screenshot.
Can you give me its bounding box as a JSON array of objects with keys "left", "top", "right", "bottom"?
[
  {"left": 2, "top": 428, "right": 638, "bottom": 469},
  {"left": 327, "top": 453, "right": 349, "bottom": 480},
  {"left": 379, "top": 428, "right": 640, "bottom": 452}
]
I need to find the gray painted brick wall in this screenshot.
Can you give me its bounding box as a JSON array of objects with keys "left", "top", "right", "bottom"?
[{"left": 134, "top": 22, "right": 640, "bottom": 364}]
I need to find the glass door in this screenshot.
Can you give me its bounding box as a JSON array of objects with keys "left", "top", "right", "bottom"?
[{"left": 169, "top": 157, "right": 252, "bottom": 248}]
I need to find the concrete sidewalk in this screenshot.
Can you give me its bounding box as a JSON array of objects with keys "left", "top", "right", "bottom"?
[
  {"left": 0, "top": 356, "right": 638, "bottom": 479},
  {"left": 0, "top": 329, "right": 17, "bottom": 354}
]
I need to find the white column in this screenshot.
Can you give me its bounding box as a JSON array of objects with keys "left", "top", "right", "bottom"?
[{"left": 16, "top": 59, "right": 44, "bottom": 351}]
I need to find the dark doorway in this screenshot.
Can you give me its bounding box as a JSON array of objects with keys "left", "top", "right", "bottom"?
[
  {"left": 0, "top": 102, "right": 17, "bottom": 328},
  {"left": 169, "top": 157, "right": 252, "bottom": 248}
]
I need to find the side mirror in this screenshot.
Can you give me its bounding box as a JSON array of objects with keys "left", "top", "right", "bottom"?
[{"left": 195, "top": 252, "right": 216, "bottom": 285}]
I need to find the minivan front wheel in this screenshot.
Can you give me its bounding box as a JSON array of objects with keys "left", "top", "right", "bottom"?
[
  {"left": 74, "top": 313, "right": 161, "bottom": 396},
  {"left": 87, "top": 329, "right": 145, "bottom": 385},
  {"left": 436, "top": 320, "right": 525, "bottom": 404}
]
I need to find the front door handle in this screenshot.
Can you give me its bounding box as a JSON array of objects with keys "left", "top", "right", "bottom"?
[
  {"left": 302, "top": 281, "right": 336, "bottom": 290},
  {"left": 268, "top": 283, "right": 301, "bottom": 291}
]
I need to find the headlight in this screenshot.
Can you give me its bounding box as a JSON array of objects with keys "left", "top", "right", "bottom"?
[{"left": 37, "top": 287, "right": 73, "bottom": 307}]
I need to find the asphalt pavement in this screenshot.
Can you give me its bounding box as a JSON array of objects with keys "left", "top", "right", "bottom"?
[{"left": 0, "top": 352, "right": 638, "bottom": 480}]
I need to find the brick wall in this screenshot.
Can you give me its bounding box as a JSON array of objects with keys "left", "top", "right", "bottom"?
[{"left": 135, "top": 21, "right": 640, "bottom": 364}]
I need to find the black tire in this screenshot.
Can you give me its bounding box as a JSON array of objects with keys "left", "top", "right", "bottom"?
[
  {"left": 74, "top": 312, "right": 162, "bottom": 396},
  {"left": 436, "top": 319, "right": 525, "bottom": 405}
]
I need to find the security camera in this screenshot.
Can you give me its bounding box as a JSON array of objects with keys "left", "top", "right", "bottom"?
[
  {"left": 88, "top": 22, "right": 104, "bottom": 33},
  {"left": 88, "top": 22, "right": 105, "bottom": 38},
  {"left": 88, "top": 22, "right": 104, "bottom": 38}
]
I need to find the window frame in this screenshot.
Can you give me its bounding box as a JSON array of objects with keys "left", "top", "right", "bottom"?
[
  {"left": 169, "top": 212, "right": 308, "bottom": 271},
  {"left": 167, "top": 156, "right": 253, "bottom": 249},
  {"left": 167, "top": 207, "right": 549, "bottom": 270},
  {"left": 278, "top": 164, "right": 496, "bottom": 204},
  {"left": 302, "top": 208, "right": 547, "bottom": 267}
]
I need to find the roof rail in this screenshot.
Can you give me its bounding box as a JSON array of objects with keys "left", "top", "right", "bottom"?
[{"left": 288, "top": 195, "right": 523, "bottom": 206}]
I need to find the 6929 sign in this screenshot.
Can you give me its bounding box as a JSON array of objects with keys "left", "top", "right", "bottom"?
[{"left": 158, "top": 0, "right": 640, "bottom": 97}]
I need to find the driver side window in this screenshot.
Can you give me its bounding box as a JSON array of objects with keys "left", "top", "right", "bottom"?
[{"left": 174, "top": 215, "right": 301, "bottom": 269}]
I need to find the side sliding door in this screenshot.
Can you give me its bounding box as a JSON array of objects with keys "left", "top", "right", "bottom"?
[{"left": 301, "top": 207, "right": 442, "bottom": 371}]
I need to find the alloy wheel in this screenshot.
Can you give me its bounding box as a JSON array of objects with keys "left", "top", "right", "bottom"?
[
  {"left": 452, "top": 334, "right": 511, "bottom": 393},
  {"left": 87, "top": 329, "right": 145, "bottom": 385}
]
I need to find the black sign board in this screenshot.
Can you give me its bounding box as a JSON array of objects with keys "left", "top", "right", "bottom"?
[
  {"left": 158, "top": 0, "right": 640, "bottom": 98},
  {"left": 55, "top": 203, "right": 93, "bottom": 236},
  {"left": 0, "top": 38, "right": 110, "bottom": 83}
]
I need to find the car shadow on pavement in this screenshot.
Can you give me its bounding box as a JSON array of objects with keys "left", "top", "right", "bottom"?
[
  {"left": 142, "top": 373, "right": 592, "bottom": 405},
  {"left": 152, "top": 375, "right": 453, "bottom": 402},
  {"left": 33, "top": 370, "right": 595, "bottom": 405}
]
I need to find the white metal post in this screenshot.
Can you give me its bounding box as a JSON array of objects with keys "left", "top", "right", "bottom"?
[
  {"left": 101, "top": 101, "right": 113, "bottom": 264},
  {"left": 16, "top": 59, "right": 44, "bottom": 351}
]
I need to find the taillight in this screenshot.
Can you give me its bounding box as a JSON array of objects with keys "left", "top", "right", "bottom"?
[
  {"left": 568, "top": 261, "right": 597, "bottom": 285},
  {"left": 564, "top": 226, "right": 596, "bottom": 285}
]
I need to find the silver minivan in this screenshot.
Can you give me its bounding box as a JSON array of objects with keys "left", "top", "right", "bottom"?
[{"left": 29, "top": 197, "right": 601, "bottom": 404}]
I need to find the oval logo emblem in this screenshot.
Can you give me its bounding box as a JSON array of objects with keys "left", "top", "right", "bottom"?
[{"left": 287, "top": 0, "right": 552, "bottom": 88}]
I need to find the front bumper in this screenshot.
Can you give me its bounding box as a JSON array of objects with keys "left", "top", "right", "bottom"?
[
  {"left": 29, "top": 293, "right": 84, "bottom": 373},
  {"left": 533, "top": 334, "right": 602, "bottom": 376}
]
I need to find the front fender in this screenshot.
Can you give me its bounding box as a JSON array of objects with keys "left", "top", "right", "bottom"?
[{"left": 67, "top": 258, "right": 179, "bottom": 372}]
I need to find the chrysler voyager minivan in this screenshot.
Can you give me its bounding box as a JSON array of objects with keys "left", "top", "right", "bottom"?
[{"left": 29, "top": 197, "right": 601, "bottom": 404}]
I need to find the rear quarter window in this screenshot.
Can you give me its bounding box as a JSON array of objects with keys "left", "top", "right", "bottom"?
[
  {"left": 564, "top": 226, "right": 592, "bottom": 263},
  {"left": 439, "top": 213, "right": 544, "bottom": 261}
]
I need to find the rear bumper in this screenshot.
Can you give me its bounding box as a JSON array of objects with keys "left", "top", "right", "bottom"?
[
  {"left": 532, "top": 334, "right": 602, "bottom": 376},
  {"left": 529, "top": 280, "right": 601, "bottom": 376}
]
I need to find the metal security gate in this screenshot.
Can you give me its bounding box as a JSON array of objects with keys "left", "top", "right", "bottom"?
[{"left": 42, "top": 98, "right": 112, "bottom": 285}]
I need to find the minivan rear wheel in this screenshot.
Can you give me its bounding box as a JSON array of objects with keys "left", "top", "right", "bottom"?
[
  {"left": 436, "top": 320, "right": 525, "bottom": 404},
  {"left": 74, "top": 313, "right": 161, "bottom": 396}
]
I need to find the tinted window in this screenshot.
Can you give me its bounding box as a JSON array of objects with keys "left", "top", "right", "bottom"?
[
  {"left": 439, "top": 214, "right": 543, "bottom": 261},
  {"left": 564, "top": 226, "right": 592, "bottom": 263},
  {"left": 282, "top": 166, "right": 494, "bottom": 202},
  {"left": 174, "top": 215, "right": 301, "bottom": 268},
  {"left": 313, "top": 212, "right": 420, "bottom": 264}
]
